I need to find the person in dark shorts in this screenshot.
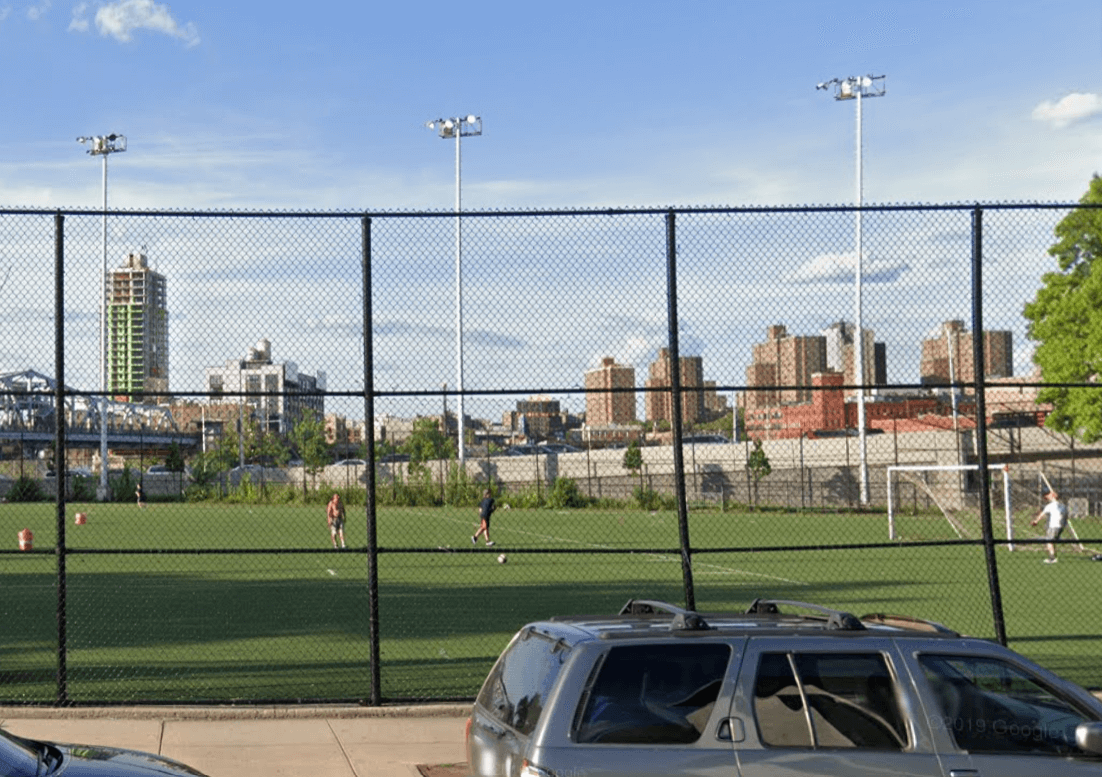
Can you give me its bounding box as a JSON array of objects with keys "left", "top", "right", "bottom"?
[
  {"left": 326, "top": 492, "right": 347, "bottom": 549},
  {"left": 472, "top": 489, "right": 496, "bottom": 547},
  {"left": 1031, "top": 489, "right": 1068, "bottom": 564},
  {"left": 135, "top": 482, "right": 146, "bottom": 509}
]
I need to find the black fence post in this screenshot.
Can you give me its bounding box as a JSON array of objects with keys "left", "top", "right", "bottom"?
[
  {"left": 53, "top": 211, "right": 68, "bottom": 705},
  {"left": 972, "top": 205, "right": 1007, "bottom": 646},
  {"left": 362, "top": 214, "right": 381, "bottom": 705},
  {"left": 665, "top": 211, "right": 695, "bottom": 610}
]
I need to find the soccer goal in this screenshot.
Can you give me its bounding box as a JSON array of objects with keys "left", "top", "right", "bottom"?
[{"left": 887, "top": 464, "right": 1015, "bottom": 547}]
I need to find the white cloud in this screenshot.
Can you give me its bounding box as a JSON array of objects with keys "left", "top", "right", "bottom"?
[
  {"left": 0, "top": 6, "right": 12, "bottom": 23},
  {"left": 26, "top": 1, "right": 50, "bottom": 22},
  {"left": 68, "top": 2, "right": 88, "bottom": 31},
  {"left": 76, "top": 0, "right": 200, "bottom": 47},
  {"left": 785, "top": 252, "right": 910, "bottom": 284},
  {"left": 1031, "top": 92, "right": 1102, "bottom": 128}
]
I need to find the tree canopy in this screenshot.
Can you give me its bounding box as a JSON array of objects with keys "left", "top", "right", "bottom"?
[
  {"left": 404, "top": 417, "right": 455, "bottom": 465},
  {"left": 1023, "top": 175, "right": 1102, "bottom": 442}
]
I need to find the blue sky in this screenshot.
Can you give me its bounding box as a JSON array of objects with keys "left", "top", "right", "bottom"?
[
  {"left": 3, "top": 1, "right": 1100, "bottom": 211},
  {"left": 2, "top": 1, "right": 1101, "bottom": 423}
]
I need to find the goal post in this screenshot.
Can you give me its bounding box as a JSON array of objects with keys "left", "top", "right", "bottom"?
[{"left": 887, "top": 464, "right": 1014, "bottom": 548}]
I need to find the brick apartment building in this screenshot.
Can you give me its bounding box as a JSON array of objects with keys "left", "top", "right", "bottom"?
[
  {"left": 644, "top": 348, "right": 706, "bottom": 425},
  {"left": 741, "top": 321, "right": 1026, "bottom": 441},
  {"left": 920, "top": 320, "right": 1013, "bottom": 387},
  {"left": 584, "top": 357, "right": 636, "bottom": 425}
]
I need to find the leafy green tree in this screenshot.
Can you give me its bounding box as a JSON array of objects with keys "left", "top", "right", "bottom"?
[
  {"left": 1024, "top": 174, "right": 1102, "bottom": 442},
  {"left": 242, "top": 417, "right": 289, "bottom": 466},
  {"left": 747, "top": 439, "right": 772, "bottom": 507},
  {"left": 622, "top": 438, "right": 648, "bottom": 506},
  {"left": 165, "top": 442, "right": 187, "bottom": 473},
  {"left": 289, "top": 411, "right": 331, "bottom": 491},
  {"left": 188, "top": 452, "right": 224, "bottom": 489},
  {"left": 622, "top": 439, "right": 643, "bottom": 482},
  {"left": 403, "top": 417, "right": 455, "bottom": 465}
]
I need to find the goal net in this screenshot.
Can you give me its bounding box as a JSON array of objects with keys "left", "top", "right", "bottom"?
[{"left": 887, "top": 465, "right": 1017, "bottom": 547}]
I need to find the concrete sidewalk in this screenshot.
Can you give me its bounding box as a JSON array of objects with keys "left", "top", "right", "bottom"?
[{"left": 0, "top": 704, "right": 471, "bottom": 777}]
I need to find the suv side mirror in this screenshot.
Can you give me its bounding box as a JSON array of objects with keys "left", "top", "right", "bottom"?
[{"left": 1076, "top": 721, "right": 1102, "bottom": 754}]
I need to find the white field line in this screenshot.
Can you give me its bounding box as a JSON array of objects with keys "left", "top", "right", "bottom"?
[{"left": 439, "top": 512, "right": 809, "bottom": 586}]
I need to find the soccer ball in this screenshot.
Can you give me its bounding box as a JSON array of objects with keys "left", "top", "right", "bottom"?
[{"left": 497, "top": 553, "right": 508, "bottom": 564}]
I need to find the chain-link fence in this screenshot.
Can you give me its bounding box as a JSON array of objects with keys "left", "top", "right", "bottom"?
[{"left": 0, "top": 203, "right": 1099, "bottom": 706}]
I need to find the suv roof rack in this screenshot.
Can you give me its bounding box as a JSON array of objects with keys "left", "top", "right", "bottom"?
[
  {"left": 746, "top": 598, "right": 865, "bottom": 631},
  {"left": 618, "top": 599, "right": 712, "bottom": 631}
]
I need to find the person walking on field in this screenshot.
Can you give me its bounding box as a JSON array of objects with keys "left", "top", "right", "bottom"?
[
  {"left": 1031, "top": 489, "right": 1068, "bottom": 564},
  {"left": 326, "top": 492, "right": 347, "bottom": 549},
  {"left": 472, "top": 489, "right": 496, "bottom": 547},
  {"left": 135, "top": 482, "right": 146, "bottom": 509}
]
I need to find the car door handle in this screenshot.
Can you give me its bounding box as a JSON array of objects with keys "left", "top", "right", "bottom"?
[{"left": 949, "top": 770, "right": 979, "bottom": 777}]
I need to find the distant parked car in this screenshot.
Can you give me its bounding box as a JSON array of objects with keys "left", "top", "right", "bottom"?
[
  {"left": 333, "top": 458, "right": 367, "bottom": 467},
  {"left": 228, "top": 464, "right": 264, "bottom": 482},
  {"left": 504, "top": 445, "right": 541, "bottom": 456},
  {"left": 45, "top": 467, "right": 93, "bottom": 478},
  {"left": 147, "top": 464, "right": 170, "bottom": 474},
  {"left": 682, "top": 433, "right": 729, "bottom": 444},
  {"left": 379, "top": 453, "right": 410, "bottom": 463},
  {"left": 539, "top": 443, "right": 582, "bottom": 454}
]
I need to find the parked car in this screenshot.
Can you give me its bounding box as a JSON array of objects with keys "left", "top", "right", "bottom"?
[
  {"left": 46, "top": 467, "right": 94, "bottom": 478},
  {"left": 228, "top": 464, "right": 264, "bottom": 483},
  {"left": 539, "top": 443, "right": 582, "bottom": 454},
  {"left": 379, "top": 453, "right": 410, "bottom": 463},
  {"left": 333, "top": 458, "right": 367, "bottom": 467},
  {"left": 0, "top": 726, "right": 208, "bottom": 775},
  {"left": 682, "top": 433, "right": 730, "bottom": 444},
  {"left": 147, "top": 464, "right": 170, "bottom": 474},
  {"left": 467, "top": 598, "right": 1102, "bottom": 777}
]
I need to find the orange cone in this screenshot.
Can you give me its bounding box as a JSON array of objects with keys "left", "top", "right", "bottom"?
[
  {"left": 75, "top": 513, "right": 87, "bottom": 525},
  {"left": 18, "top": 528, "right": 33, "bottom": 551}
]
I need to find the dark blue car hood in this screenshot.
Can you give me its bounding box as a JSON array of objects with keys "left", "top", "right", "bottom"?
[{"left": 54, "top": 743, "right": 208, "bottom": 776}]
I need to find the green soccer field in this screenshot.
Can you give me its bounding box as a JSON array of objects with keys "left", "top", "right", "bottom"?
[{"left": 1, "top": 500, "right": 1099, "bottom": 702}]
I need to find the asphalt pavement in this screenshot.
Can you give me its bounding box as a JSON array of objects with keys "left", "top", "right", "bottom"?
[{"left": 0, "top": 703, "right": 471, "bottom": 777}]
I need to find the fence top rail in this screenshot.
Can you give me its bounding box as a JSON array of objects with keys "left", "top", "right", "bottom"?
[{"left": 0, "top": 200, "right": 1096, "bottom": 220}]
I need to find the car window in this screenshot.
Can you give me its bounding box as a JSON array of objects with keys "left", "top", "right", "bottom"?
[
  {"left": 918, "top": 653, "right": 1099, "bottom": 756},
  {"left": 573, "top": 643, "right": 730, "bottom": 745},
  {"left": 753, "top": 652, "right": 907, "bottom": 750},
  {"left": 476, "top": 629, "right": 570, "bottom": 736}
]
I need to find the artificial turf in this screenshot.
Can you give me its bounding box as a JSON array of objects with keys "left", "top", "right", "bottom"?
[{"left": 1, "top": 500, "right": 1098, "bottom": 703}]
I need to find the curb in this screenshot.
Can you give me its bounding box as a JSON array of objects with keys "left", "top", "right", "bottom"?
[{"left": 0, "top": 703, "right": 472, "bottom": 721}]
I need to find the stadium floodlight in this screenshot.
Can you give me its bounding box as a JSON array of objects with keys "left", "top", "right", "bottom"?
[
  {"left": 77, "top": 133, "right": 127, "bottom": 501},
  {"left": 425, "top": 115, "right": 482, "bottom": 465},
  {"left": 816, "top": 75, "right": 885, "bottom": 506}
]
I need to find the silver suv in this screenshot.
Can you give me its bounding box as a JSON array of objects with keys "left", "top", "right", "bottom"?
[{"left": 466, "top": 599, "right": 1102, "bottom": 777}]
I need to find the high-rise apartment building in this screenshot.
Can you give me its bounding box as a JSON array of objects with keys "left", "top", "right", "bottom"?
[
  {"left": 644, "top": 348, "right": 705, "bottom": 425},
  {"left": 745, "top": 325, "right": 827, "bottom": 407},
  {"left": 107, "top": 252, "right": 168, "bottom": 403},
  {"left": 584, "top": 357, "right": 636, "bottom": 426},
  {"left": 920, "top": 320, "right": 1013, "bottom": 388}
]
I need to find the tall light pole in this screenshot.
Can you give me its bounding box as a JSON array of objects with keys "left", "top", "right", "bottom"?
[
  {"left": 77, "top": 133, "right": 126, "bottom": 501},
  {"left": 816, "top": 75, "right": 885, "bottom": 505},
  {"left": 425, "top": 115, "right": 482, "bottom": 465}
]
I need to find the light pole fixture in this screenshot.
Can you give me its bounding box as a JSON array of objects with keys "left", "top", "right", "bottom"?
[
  {"left": 816, "top": 75, "right": 885, "bottom": 505},
  {"left": 77, "top": 133, "right": 127, "bottom": 501},
  {"left": 425, "top": 115, "right": 482, "bottom": 465}
]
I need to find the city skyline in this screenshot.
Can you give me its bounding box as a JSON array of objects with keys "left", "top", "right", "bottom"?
[{"left": 0, "top": 2, "right": 1095, "bottom": 427}]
